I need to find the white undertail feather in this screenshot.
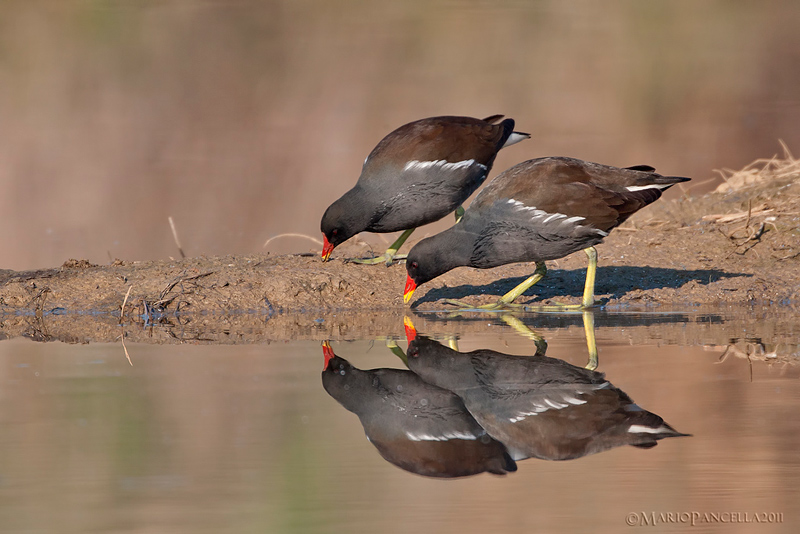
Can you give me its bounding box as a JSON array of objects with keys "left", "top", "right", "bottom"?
[
  {"left": 502, "top": 131, "right": 531, "bottom": 148},
  {"left": 625, "top": 183, "right": 672, "bottom": 192},
  {"left": 404, "top": 159, "right": 487, "bottom": 172},
  {"left": 628, "top": 424, "right": 673, "bottom": 434}
]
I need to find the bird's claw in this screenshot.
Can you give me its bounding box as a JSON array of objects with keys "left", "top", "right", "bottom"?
[{"left": 348, "top": 253, "right": 407, "bottom": 266}]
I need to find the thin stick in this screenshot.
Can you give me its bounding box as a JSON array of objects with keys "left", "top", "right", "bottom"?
[
  {"left": 263, "top": 233, "right": 323, "bottom": 248},
  {"left": 120, "top": 285, "right": 133, "bottom": 366},
  {"left": 168, "top": 216, "right": 186, "bottom": 258},
  {"left": 120, "top": 285, "right": 132, "bottom": 324},
  {"left": 121, "top": 333, "right": 133, "bottom": 366}
]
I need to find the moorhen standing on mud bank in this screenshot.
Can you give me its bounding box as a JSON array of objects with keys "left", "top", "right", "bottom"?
[
  {"left": 321, "top": 115, "right": 529, "bottom": 265},
  {"left": 404, "top": 157, "right": 690, "bottom": 308}
]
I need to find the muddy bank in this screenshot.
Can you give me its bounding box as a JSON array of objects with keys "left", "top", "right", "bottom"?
[
  {"left": 1, "top": 156, "right": 799, "bottom": 344},
  {"left": 1, "top": 201, "right": 797, "bottom": 317}
]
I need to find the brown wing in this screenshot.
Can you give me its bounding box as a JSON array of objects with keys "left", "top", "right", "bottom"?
[
  {"left": 473, "top": 157, "right": 680, "bottom": 232},
  {"left": 364, "top": 116, "right": 514, "bottom": 172}
]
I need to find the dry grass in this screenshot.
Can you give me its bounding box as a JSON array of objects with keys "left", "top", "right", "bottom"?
[
  {"left": 694, "top": 143, "right": 800, "bottom": 260},
  {"left": 713, "top": 140, "right": 800, "bottom": 193}
]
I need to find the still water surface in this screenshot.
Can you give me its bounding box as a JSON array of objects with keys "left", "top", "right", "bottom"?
[{"left": 0, "top": 311, "right": 797, "bottom": 533}]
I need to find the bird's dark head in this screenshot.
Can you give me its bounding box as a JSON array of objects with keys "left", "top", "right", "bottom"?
[
  {"left": 320, "top": 348, "right": 368, "bottom": 412},
  {"left": 405, "top": 336, "right": 463, "bottom": 383},
  {"left": 320, "top": 198, "right": 360, "bottom": 261},
  {"left": 404, "top": 232, "right": 464, "bottom": 304}
]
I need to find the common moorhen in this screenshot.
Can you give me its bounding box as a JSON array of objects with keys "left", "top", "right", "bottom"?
[
  {"left": 321, "top": 115, "right": 529, "bottom": 265},
  {"left": 321, "top": 343, "right": 516, "bottom": 478},
  {"left": 406, "top": 336, "right": 690, "bottom": 461},
  {"left": 404, "top": 156, "right": 690, "bottom": 308}
]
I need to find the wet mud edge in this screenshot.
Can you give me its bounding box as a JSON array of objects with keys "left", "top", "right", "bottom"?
[{"left": 1, "top": 195, "right": 799, "bottom": 344}]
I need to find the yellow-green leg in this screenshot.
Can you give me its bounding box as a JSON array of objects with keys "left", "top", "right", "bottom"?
[
  {"left": 582, "top": 310, "right": 598, "bottom": 370},
  {"left": 445, "top": 246, "right": 599, "bottom": 311},
  {"left": 386, "top": 339, "right": 409, "bottom": 367},
  {"left": 581, "top": 246, "right": 597, "bottom": 309},
  {"left": 445, "top": 261, "right": 547, "bottom": 310},
  {"left": 521, "top": 247, "right": 597, "bottom": 311},
  {"left": 500, "top": 314, "right": 548, "bottom": 355},
  {"left": 497, "top": 261, "right": 548, "bottom": 305},
  {"left": 350, "top": 228, "right": 415, "bottom": 266}
]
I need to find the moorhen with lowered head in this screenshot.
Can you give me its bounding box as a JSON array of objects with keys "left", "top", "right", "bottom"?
[
  {"left": 404, "top": 156, "right": 690, "bottom": 308},
  {"left": 321, "top": 115, "right": 529, "bottom": 265}
]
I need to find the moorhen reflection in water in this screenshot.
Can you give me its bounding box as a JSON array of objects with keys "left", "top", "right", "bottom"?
[
  {"left": 321, "top": 342, "right": 517, "bottom": 478},
  {"left": 406, "top": 336, "right": 689, "bottom": 462}
]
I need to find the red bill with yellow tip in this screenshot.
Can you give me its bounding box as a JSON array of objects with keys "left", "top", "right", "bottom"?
[
  {"left": 403, "top": 275, "right": 417, "bottom": 304},
  {"left": 322, "top": 341, "right": 335, "bottom": 369},
  {"left": 321, "top": 235, "right": 334, "bottom": 261},
  {"left": 403, "top": 316, "right": 417, "bottom": 342}
]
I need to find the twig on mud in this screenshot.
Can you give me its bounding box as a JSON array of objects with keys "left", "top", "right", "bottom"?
[
  {"left": 772, "top": 249, "right": 800, "bottom": 261},
  {"left": 716, "top": 199, "right": 778, "bottom": 257},
  {"left": 120, "top": 285, "right": 133, "bottom": 325},
  {"left": 31, "top": 287, "right": 51, "bottom": 318},
  {"left": 263, "top": 233, "right": 323, "bottom": 248},
  {"left": 116, "top": 285, "right": 134, "bottom": 365},
  {"left": 702, "top": 207, "right": 773, "bottom": 224},
  {"left": 149, "top": 270, "right": 216, "bottom": 309},
  {"left": 168, "top": 216, "right": 186, "bottom": 259},
  {"left": 158, "top": 271, "right": 215, "bottom": 299}
]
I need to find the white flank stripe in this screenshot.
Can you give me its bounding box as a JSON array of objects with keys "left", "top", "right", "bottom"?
[
  {"left": 626, "top": 183, "right": 670, "bottom": 192},
  {"left": 544, "top": 398, "right": 568, "bottom": 409},
  {"left": 543, "top": 213, "right": 566, "bottom": 223},
  {"left": 405, "top": 430, "right": 480, "bottom": 442},
  {"left": 404, "top": 159, "right": 485, "bottom": 172},
  {"left": 507, "top": 198, "right": 609, "bottom": 236}
]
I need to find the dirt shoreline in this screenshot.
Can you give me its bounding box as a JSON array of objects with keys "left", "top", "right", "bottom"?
[{"left": 1, "top": 168, "right": 799, "bottom": 345}]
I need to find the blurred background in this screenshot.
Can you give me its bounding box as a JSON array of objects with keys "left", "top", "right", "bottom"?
[{"left": 2, "top": 0, "right": 800, "bottom": 270}]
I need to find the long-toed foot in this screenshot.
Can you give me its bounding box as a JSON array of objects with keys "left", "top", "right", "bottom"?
[
  {"left": 348, "top": 252, "right": 407, "bottom": 266},
  {"left": 443, "top": 298, "right": 592, "bottom": 312},
  {"left": 443, "top": 248, "right": 599, "bottom": 312},
  {"left": 346, "top": 228, "right": 415, "bottom": 266},
  {"left": 443, "top": 298, "right": 525, "bottom": 311}
]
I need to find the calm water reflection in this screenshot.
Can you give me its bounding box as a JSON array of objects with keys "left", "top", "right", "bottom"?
[
  {"left": 0, "top": 313, "right": 798, "bottom": 533},
  {"left": 323, "top": 331, "right": 688, "bottom": 478}
]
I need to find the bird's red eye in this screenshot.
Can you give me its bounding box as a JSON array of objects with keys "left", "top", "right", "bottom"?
[
  {"left": 411, "top": 261, "right": 419, "bottom": 270},
  {"left": 332, "top": 229, "right": 338, "bottom": 235}
]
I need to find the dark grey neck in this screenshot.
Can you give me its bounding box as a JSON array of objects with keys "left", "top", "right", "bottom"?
[{"left": 409, "top": 222, "right": 478, "bottom": 282}]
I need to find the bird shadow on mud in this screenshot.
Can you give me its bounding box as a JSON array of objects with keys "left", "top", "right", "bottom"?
[{"left": 411, "top": 266, "right": 749, "bottom": 307}]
